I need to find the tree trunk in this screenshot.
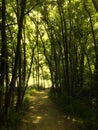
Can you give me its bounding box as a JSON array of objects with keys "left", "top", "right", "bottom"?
[
  {"left": 0, "top": 0, "right": 8, "bottom": 122},
  {"left": 4, "top": 0, "right": 27, "bottom": 114},
  {"left": 57, "top": 0, "right": 70, "bottom": 95},
  {"left": 92, "top": 0, "right": 98, "bottom": 12}
]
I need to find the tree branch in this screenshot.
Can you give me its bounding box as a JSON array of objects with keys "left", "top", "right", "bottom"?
[{"left": 24, "top": 3, "right": 38, "bottom": 16}]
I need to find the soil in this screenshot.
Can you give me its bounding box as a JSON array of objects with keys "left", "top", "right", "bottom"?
[{"left": 18, "top": 89, "right": 87, "bottom": 130}]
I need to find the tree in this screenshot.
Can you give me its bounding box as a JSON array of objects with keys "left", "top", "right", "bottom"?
[{"left": 0, "top": 0, "right": 7, "bottom": 118}]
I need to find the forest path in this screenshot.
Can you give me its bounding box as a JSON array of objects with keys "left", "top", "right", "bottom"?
[{"left": 18, "top": 89, "right": 85, "bottom": 130}]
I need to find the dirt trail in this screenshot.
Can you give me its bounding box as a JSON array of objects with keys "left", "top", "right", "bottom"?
[{"left": 18, "top": 89, "right": 85, "bottom": 130}]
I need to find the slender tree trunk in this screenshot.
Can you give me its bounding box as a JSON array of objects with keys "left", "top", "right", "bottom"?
[
  {"left": 68, "top": 0, "right": 74, "bottom": 96},
  {"left": 21, "top": 44, "right": 36, "bottom": 102},
  {"left": 0, "top": 0, "right": 6, "bottom": 112},
  {"left": 23, "top": 22, "right": 26, "bottom": 89},
  {"left": 16, "top": 42, "right": 22, "bottom": 109}
]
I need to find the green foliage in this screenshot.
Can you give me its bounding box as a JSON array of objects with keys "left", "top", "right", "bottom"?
[{"left": 26, "top": 87, "right": 37, "bottom": 96}]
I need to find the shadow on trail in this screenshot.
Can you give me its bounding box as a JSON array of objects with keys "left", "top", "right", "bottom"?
[{"left": 18, "top": 89, "right": 86, "bottom": 130}]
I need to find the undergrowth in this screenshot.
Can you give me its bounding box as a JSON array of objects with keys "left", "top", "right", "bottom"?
[
  {"left": 49, "top": 91, "right": 98, "bottom": 130},
  {"left": 0, "top": 87, "right": 37, "bottom": 130},
  {"left": 0, "top": 96, "right": 30, "bottom": 130}
]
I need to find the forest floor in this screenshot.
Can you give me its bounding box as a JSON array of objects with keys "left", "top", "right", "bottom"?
[{"left": 17, "top": 89, "right": 87, "bottom": 130}]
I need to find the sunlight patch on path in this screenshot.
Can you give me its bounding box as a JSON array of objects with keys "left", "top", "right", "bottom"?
[
  {"left": 18, "top": 90, "right": 86, "bottom": 130},
  {"left": 32, "top": 116, "right": 42, "bottom": 124}
]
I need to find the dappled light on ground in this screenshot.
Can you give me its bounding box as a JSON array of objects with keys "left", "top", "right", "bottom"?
[
  {"left": 32, "top": 116, "right": 42, "bottom": 124},
  {"left": 18, "top": 89, "right": 86, "bottom": 130}
]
